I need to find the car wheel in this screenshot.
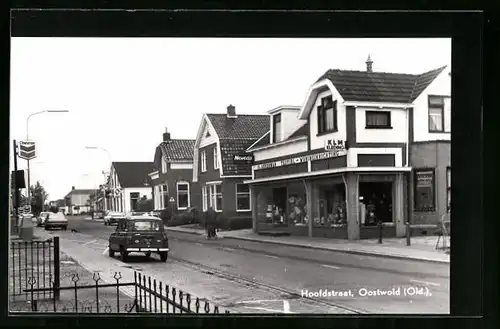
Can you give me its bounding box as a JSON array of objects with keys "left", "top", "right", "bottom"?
[
  {"left": 108, "top": 246, "right": 115, "bottom": 258},
  {"left": 160, "top": 251, "right": 168, "bottom": 262},
  {"left": 145, "top": 251, "right": 151, "bottom": 258}
]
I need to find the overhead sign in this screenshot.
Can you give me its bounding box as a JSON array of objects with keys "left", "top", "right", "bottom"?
[
  {"left": 18, "top": 140, "right": 36, "bottom": 161},
  {"left": 233, "top": 154, "right": 254, "bottom": 162},
  {"left": 253, "top": 150, "right": 346, "bottom": 171}
]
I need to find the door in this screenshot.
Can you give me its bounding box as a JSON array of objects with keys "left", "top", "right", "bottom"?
[{"left": 272, "top": 187, "right": 287, "bottom": 226}]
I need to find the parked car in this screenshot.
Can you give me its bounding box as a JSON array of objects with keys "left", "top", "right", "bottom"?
[
  {"left": 108, "top": 216, "right": 168, "bottom": 262},
  {"left": 44, "top": 212, "right": 68, "bottom": 230},
  {"left": 37, "top": 212, "right": 51, "bottom": 227},
  {"left": 104, "top": 212, "right": 125, "bottom": 226}
]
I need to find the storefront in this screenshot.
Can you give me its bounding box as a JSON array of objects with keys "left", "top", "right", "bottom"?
[{"left": 247, "top": 148, "right": 410, "bottom": 240}]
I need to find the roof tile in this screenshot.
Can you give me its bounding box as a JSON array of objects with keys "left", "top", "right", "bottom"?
[
  {"left": 113, "top": 162, "right": 155, "bottom": 188},
  {"left": 160, "top": 139, "right": 195, "bottom": 162}
]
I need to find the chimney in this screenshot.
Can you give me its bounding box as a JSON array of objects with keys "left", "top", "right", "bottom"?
[
  {"left": 72, "top": 186, "right": 75, "bottom": 190},
  {"left": 227, "top": 104, "right": 236, "bottom": 118},
  {"left": 162, "top": 127, "right": 171, "bottom": 142},
  {"left": 366, "top": 55, "right": 373, "bottom": 73}
]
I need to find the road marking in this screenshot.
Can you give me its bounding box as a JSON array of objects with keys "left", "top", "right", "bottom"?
[
  {"left": 264, "top": 255, "right": 279, "bottom": 259},
  {"left": 239, "top": 299, "right": 285, "bottom": 304},
  {"left": 223, "top": 248, "right": 236, "bottom": 252},
  {"left": 102, "top": 247, "right": 109, "bottom": 255},
  {"left": 321, "top": 264, "right": 341, "bottom": 269},
  {"left": 410, "top": 279, "right": 440, "bottom": 287},
  {"left": 283, "top": 300, "right": 291, "bottom": 313},
  {"left": 244, "top": 306, "right": 289, "bottom": 313},
  {"left": 83, "top": 239, "right": 97, "bottom": 246}
]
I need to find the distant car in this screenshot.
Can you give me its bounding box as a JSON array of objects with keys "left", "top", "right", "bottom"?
[
  {"left": 37, "top": 212, "right": 51, "bottom": 227},
  {"left": 108, "top": 216, "right": 169, "bottom": 262},
  {"left": 44, "top": 212, "right": 68, "bottom": 231},
  {"left": 104, "top": 212, "right": 125, "bottom": 226},
  {"left": 125, "top": 211, "right": 148, "bottom": 217}
]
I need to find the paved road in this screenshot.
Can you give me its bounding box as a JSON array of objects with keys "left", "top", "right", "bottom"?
[{"left": 62, "top": 216, "right": 449, "bottom": 314}]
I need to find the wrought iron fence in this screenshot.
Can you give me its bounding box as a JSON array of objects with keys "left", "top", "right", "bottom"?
[
  {"left": 9, "top": 237, "right": 60, "bottom": 302},
  {"left": 12, "top": 270, "right": 229, "bottom": 314}
]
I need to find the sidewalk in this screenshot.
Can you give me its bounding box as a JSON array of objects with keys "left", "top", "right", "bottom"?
[{"left": 165, "top": 225, "right": 450, "bottom": 264}]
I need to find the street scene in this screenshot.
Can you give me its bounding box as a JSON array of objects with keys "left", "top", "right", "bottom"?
[{"left": 9, "top": 38, "right": 451, "bottom": 314}]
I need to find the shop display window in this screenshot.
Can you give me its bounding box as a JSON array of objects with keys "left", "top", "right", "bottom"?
[
  {"left": 313, "top": 183, "right": 346, "bottom": 228},
  {"left": 288, "top": 194, "right": 308, "bottom": 226}
]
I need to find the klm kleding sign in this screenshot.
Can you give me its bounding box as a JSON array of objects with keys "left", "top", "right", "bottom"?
[{"left": 253, "top": 149, "right": 346, "bottom": 171}]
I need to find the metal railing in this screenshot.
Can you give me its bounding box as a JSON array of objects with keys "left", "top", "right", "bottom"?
[
  {"left": 9, "top": 237, "right": 60, "bottom": 301},
  {"left": 13, "top": 270, "right": 229, "bottom": 314}
]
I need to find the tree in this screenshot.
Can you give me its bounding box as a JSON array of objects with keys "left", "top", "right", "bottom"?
[
  {"left": 137, "top": 195, "right": 154, "bottom": 212},
  {"left": 30, "top": 181, "right": 48, "bottom": 216}
]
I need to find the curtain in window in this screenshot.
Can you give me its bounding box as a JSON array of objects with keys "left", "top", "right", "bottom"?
[
  {"left": 325, "top": 108, "right": 335, "bottom": 131},
  {"left": 366, "top": 112, "right": 389, "bottom": 127},
  {"left": 429, "top": 108, "right": 443, "bottom": 131},
  {"left": 202, "top": 186, "right": 208, "bottom": 211},
  {"left": 209, "top": 184, "right": 222, "bottom": 211}
]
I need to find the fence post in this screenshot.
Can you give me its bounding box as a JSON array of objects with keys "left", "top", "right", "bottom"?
[
  {"left": 53, "top": 237, "right": 60, "bottom": 300},
  {"left": 406, "top": 221, "right": 411, "bottom": 246}
]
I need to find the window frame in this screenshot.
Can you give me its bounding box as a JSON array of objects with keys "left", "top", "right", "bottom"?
[
  {"left": 129, "top": 192, "right": 140, "bottom": 212},
  {"left": 235, "top": 183, "right": 251, "bottom": 212},
  {"left": 317, "top": 96, "right": 338, "bottom": 135},
  {"left": 176, "top": 181, "right": 190, "bottom": 210},
  {"left": 272, "top": 113, "right": 282, "bottom": 143},
  {"left": 365, "top": 110, "right": 392, "bottom": 129},
  {"left": 201, "top": 186, "right": 208, "bottom": 212},
  {"left": 413, "top": 168, "right": 436, "bottom": 212},
  {"left": 208, "top": 184, "right": 223, "bottom": 212},
  {"left": 213, "top": 145, "right": 219, "bottom": 170},
  {"left": 428, "top": 95, "right": 445, "bottom": 133},
  {"left": 446, "top": 166, "right": 451, "bottom": 213},
  {"left": 200, "top": 150, "right": 207, "bottom": 172}
]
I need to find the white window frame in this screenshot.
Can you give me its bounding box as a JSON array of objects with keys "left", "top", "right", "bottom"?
[
  {"left": 176, "top": 182, "right": 190, "bottom": 210},
  {"left": 201, "top": 150, "right": 207, "bottom": 172},
  {"left": 158, "top": 184, "right": 168, "bottom": 210},
  {"left": 208, "top": 184, "right": 222, "bottom": 212},
  {"left": 161, "top": 156, "right": 168, "bottom": 174},
  {"left": 202, "top": 186, "right": 208, "bottom": 212},
  {"left": 213, "top": 145, "right": 219, "bottom": 170},
  {"left": 236, "top": 183, "right": 251, "bottom": 212}
]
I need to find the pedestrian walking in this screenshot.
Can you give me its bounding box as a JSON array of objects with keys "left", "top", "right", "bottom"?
[{"left": 205, "top": 207, "right": 217, "bottom": 239}]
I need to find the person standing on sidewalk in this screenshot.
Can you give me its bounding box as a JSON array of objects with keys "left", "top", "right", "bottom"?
[{"left": 205, "top": 207, "right": 217, "bottom": 239}]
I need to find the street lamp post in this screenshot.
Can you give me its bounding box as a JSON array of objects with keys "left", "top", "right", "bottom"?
[
  {"left": 85, "top": 146, "right": 112, "bottom": 212},
  {"left": 26, "top": 110, "right": 69, "bottom": 208}
]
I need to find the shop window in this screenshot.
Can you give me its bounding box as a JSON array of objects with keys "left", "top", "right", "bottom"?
[
  {"left": 209, "top": 184, "right": 222, "bottom": 212},
  {"left": 236, "top": 184, "right": 251, "bottom": 211},
  {"left": 414, "top": 169, "right": 436, "bottom": 212},
  {"left": 176, "top": 182, "right": 190, "bottom": 210},
  {"left": 130, "top": 192, "right": 140, "bottom": 211},
  {"left": 202, "top": 186, "right": 208, "bottom": 212},
  {"left": 288, "top": 194, "right": 308, "bottom": 226},
  {"left": 359, "top": 182, "right": 393, "bottom": 226},
  {"left": 365, "top": 111, "right": 391, "bottom": 129},
  {"left": 266, "top": 187, "right": 287, "bottom": 225},
  {"left": 428, "top": 96, "right": 445, "bottom": 132},
  {"left": 313, "top": 183, "right": 346, "bottom": 227},
  {"left": 446, "top": 167, "right": 451, "bottom": 212},
  {"left": 272, "top": 113, "right": 282, "bottom": 143},
  {"left": 213, "top": 146, "right": 219, "bottom": 170},
  {"left": 317, "top": 96, "right": 338, "bottom": 135},
  {"left": 200, "top": 150, "right": 207, "bottom": 172}
]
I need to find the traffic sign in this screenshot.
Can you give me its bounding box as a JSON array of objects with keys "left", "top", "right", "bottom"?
[
  {"left": 18, "top": 140, "right": 36, "bottom": 160},
  {"left": 169, "top": 197, "right": 175, "bottom": 203},
  {"left": 114, "top": 188, "right": 122, "bottom": 197}
]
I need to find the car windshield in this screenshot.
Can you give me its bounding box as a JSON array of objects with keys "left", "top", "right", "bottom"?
[
  {"left": 40, "top": 212, "right": 50, "bottom": 217},
  {"left": 133, "top": 220, "right": 161, "bottom": 231},
  {"left": 48, "top": 213, "right": 65, "bottom": 219},
  {"left": 110, "top": 212, "right": 123, "bottom": 217}
]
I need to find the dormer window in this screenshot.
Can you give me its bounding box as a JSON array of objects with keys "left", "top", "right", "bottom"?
[
  {"left": 272, "top": 113, "right": 282, "bottom": 143},
  {"left": 317, "top": 96, "right": 337, "bottom": 135}
]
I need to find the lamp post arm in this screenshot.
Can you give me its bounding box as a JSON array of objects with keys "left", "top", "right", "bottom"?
[{"left": 26, "top": 110, "right": 47, "bottom": 140}]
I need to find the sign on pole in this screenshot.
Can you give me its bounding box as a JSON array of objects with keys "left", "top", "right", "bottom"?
[{"left": 18, "top": 141, "right": 37, "bottom": 160}]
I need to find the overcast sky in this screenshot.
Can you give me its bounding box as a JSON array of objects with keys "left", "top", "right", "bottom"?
[{"left": 10, "top": 38, "right": 451, "bottom": 200}]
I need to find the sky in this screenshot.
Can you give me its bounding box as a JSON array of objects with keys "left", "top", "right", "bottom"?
[{"left": 10, "top": 38, "right": 451, "bottom": 200}]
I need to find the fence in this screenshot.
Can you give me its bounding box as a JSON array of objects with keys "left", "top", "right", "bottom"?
[
  {"left": 11, "top": 270, "right": 229, "bottom": 314},
  {"left": 9, "top": 237, "right": 60, "bottom": 302}
]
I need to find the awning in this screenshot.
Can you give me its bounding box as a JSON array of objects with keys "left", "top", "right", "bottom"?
[{"left": 244, "top": 166, "right": 412, "bottom": 185}]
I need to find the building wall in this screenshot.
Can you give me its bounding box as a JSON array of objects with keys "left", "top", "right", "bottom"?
[
  {"left": 355, "top": 107, "right": 408, "bottom": 144},
  {"left": 197, "top": 143, "right": 221, "bottom": 184},
  {"left": 269, "top": 109, "right": 303, "bottom": 142},
  {"left": 222, "top": 178, "right": 252, "bottom": 218},
  {"left": 409, "top": 141, "right": 450, "bottom": 224},
  {"left": 122, "top": 187, "right": 152, "bottom": 213},
  {"left": 309, "top": 89, "right": 347, "bottom": 150},
  {"left": 412, "top": 69, "right": 451, "bottom": 142},
  {"left": 253, "top": 139, "right": 308, "bottom": 162},
  {"left": 347, "top": 148, "right": 403, "bottom": 167},
  {"left": 70, "top": 194, "right": 91, "bottom": 206},
  {"left": 199, "top": 121, "right": 218, "bottom": 148}
]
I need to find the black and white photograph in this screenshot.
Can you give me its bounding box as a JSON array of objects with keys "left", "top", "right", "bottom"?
[{"left": 9, "top": 36, "right": 451, "bottom": 315}]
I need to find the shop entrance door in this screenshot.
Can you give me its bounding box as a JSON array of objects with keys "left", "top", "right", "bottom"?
[
  {"left": 272, "top": 187, "right": 288, "bottom": 226},
  {"left": 359, "top": 182, "right": 393, "bottom": 226}
]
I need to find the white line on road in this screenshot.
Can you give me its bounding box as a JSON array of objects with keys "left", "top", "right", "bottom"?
[
  {"left": 283, "top": 301, "right": 291, "bottom": 313},
  {"left": 321, "top": 264, "right": 341, "bottom": 270},
  {"left": 264, "top": 255, "right": 279, "bottom": 259},
  {"left": 410, "top": 279, "right": 441, "bottom": 287},
  {"left": 102, "top": 247, "right": 109, "bottom": 255},
  {"left": 238, "top": 299, "right": 286, "bottom": 304},
  {"left": 244, "top": 306, "right": 289, "bottom": 313},
  {"left": 223, "top": 248, "right": 236, "bottom": 252},
  {"left": 83, "top": 239, "right": 97, "bottom": 246}
]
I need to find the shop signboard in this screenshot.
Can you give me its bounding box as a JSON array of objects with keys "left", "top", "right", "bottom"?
[
  {"left": 324, "top": 139, "right": 347, "bottom": 155},
  {"left": 233, "top": 154, "right": 254, "bottom": 163},
  {"left": 18, "top": 140, "right": 36, "bottom": 161},
  {"left": 414, "top": 169, "right": 435, "bottom": 211},
  {"left": 253, "top": 150, "right": 346, "bottom": 171}
]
